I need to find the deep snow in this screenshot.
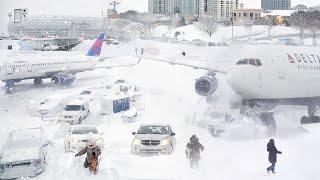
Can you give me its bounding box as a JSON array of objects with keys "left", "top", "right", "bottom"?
[{"left": 0, "top": 40, "right": 320, "bottom": 180}]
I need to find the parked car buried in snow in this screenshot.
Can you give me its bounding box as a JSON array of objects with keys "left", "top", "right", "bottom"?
[
  {"left": 79, "top": 86, "right": 104, "bottom": 102},
  {"left": 64, "top": 125, "right": 104, "bottom": 152},
  {"left": 58, "top": 98, "right": 90, "bottom": 124},
  {"left": 0, "top": 128, "right": 49, "bottom": 179},
  {"left": 131, "top": 124, "right": 176, "bottom": 154}
]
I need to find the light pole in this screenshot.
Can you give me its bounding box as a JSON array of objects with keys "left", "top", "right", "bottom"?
[
  {"left": 231, "top": 16, "right": 234, "bottom": 42},
  {"left": 109, "top": 1, "right": 120, "bottom": 14}
]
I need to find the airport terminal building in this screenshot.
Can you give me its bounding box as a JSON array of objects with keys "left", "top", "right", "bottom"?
[{"left": 8, "top": 15, "right": 104, "bottom": 39}]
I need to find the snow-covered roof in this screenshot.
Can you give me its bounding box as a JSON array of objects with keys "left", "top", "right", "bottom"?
[
  {"left": 140, "top": 123, "right": 170, "bottom": 127},
  {"left": 67, "top": 98, "right": 88, "bottom": 105},
  {"left": 1, "top": 147, "right": 40, "bottom": 164},
  {"left": 264, "top": 10, "right": 296, "bottom": 17}
]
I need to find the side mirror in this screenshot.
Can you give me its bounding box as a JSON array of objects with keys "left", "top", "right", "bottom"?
[
  {"left": 171, "top": 133, "right": 176, "bottom": 136},
  {"left": 132, "top": 132, "right": 136, "bottom": 135}
]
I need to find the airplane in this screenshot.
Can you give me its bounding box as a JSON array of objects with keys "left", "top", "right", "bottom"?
[
  {"left": 0, "top": 33, "right": 141, "bottom": 93},
  {"left": 143, "top": 45, "right": 320, "bottom": 133}
]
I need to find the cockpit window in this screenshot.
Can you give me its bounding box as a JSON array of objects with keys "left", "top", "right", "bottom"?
[
  {"left": 255, "top": 59, "right": 262, "bottom": 66},
  {"left": 249, "top": 59, "right": 256, "bottom": 66},
  {"left": 236, "top": 59, "right": 262, "bottom": 66},
  {"left": 236, "top": 59, "right": 248, "bottom": 65}
]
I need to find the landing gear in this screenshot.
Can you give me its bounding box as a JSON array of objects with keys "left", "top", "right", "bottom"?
[
  {"left": 4, "top": 80, "right": 15, "bottom": 94},
  {"left": 240, "top": 100, "right": 276, "bottom": 136},
  {"left": 259, "top": 112, "right": 276, "bottom": 136},
  {"left": 300, "top": 105, "right": 320, "bottom": 124},
  {"left": 34, "top": 78, "right": 43, "bottom": 85}
]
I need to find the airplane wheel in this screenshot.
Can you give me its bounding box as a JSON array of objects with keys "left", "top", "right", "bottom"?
[
  {"left": 34, "top": 78, "right": 43, "bottom": 85},
  {"left": 301, "top": 116, "right": 320, "bottom": 124},
  {"left": 301, "top": 116, "right": 310, "bottom": 124}
]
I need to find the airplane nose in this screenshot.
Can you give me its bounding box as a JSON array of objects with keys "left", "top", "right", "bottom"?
[{"left": 227, "top": 68, "right": 245, "bottom": 94}]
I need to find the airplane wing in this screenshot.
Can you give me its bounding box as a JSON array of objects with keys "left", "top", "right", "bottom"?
[
  {"left": 94, "top": 55, "right": 142, "bottom": 69},
  {"left": 144, "top": 56, "right": 228, "bottom": 74}
]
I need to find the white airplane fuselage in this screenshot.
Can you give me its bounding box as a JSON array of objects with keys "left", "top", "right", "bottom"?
[
  {"left": 227, "top": 46, "right": 320, "bottom": 101},
  {"left": 0, "top": 51, "right": 98, "bottom": 82}
]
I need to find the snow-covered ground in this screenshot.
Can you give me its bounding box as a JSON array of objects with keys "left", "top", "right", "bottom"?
[
  {"left": 152, "top": 24, "right": 319, "bottom": 46},
  {"left": 0, "top": 40, "right": 320, "bottom": 180}
]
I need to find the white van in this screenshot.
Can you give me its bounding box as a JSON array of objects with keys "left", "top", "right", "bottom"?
[{"left": 58, "top": 99, "right": 90, "bottom": 124}]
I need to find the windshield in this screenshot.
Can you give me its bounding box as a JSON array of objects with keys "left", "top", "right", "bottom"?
[
  {"left": 64, "top": 105, "right": 81, "bottom": 111},
  {"left": 72, "top": 128, "right": 98, "bottom": 134},
  {"left": 80, "top": 91, "right": 92, "bottom": 95},
  {"left": 8, "top": 138, "right": 43, "bottom": 149},
  {"left": 137, "top": 126, "right": 169, "bottom": 134}
]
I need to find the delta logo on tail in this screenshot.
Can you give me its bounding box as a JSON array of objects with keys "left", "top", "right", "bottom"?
[{"left": 86, "top": 33, "right": 105, "bottom": 57}]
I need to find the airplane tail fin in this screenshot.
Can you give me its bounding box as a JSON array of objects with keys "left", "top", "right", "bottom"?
[{"left": 86, "top": 33, "right": 105, "bottom": 57}]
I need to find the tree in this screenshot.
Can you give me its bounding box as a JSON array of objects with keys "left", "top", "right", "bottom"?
[
  {"left": 305, "top": 10, "right": 320, "bottom": 46},
  {"left": 290, "top": 11, "right": 309, "bottom": 45},
  {"left": 291, "top": 4, "right": 308, "bottom": 11},
  {"left": 196, "top": 15, "right": 220, "bottom": 37}
]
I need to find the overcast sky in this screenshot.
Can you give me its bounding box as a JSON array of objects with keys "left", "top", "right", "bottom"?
[{"left": 1, "top": 0, "right": 319, "bottom": 35}]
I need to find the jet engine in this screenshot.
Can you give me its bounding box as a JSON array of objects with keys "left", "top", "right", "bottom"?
[
  {"left": 51, "top": 73, "right": 76, "bottom": 86},
  {"left": 195, "top": 72, "right": 218, "bottom": 96}
]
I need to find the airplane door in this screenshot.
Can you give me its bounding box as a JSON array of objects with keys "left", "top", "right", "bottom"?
[
  {"left": 275, "top": 57, "right": 286, "bottom": 80},
  {"left": 6, "top": 64, "right": 13, "bottom": 76},
  {"left": 27, "top": 64, "right": 32, "bottom": 73}
]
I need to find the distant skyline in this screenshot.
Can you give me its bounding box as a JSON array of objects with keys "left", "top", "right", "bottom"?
[{"left": 1, "top": 0, "right": 319, "bottom": 35}]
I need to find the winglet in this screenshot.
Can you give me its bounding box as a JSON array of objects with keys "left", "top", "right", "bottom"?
[{"left": 86, "top": 33, "right": 105, "bottom": 57}]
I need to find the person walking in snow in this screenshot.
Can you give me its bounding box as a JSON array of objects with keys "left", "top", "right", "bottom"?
[
  {"left": 266, "top": 139, "right": 282, "bottom": 173},
  {"left": 186, "top": 135, "right": 204, "bottom": 168},
  {"left": 75, "top": 139, "right": 102, "bottom": 173}
]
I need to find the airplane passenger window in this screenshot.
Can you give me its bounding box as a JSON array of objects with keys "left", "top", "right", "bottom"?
[{"left": 236, "top": 59, "right": 248, "bottom": 65}]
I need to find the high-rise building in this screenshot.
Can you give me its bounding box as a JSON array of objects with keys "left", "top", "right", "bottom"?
[
  {"left": 178, "top": 0, "right": 200, "bottom": 17},
  {"left": 148, "top": 0, "right": 240, "bottom": 19},
  {"left": 215, "top": 0, "right": 240, "bottom": 19},
  {"left": 148, "top": 0, "right": 175, "bottom": 15},
  {"left": 261, "top": 0, "right": 291, "bottom": 11},
  {"left": 199, "top": 0, "right": 215, "bottom": 15}
]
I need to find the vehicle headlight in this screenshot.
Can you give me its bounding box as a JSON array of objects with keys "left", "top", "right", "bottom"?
[
  {"left": 71, "top": 138, "right": 80, "bottom": 144},
  {"left": 72, "top": 115, "right": 77, "bottom": 119},
  {"left": 161, "top": 137, "right": 171, "bottom": 146},
  {"left": 60, "top": 115, "right": 65, "bottom": 118},
  {"left": 132, "top": 138, "right": 140, "bottom": 145}
]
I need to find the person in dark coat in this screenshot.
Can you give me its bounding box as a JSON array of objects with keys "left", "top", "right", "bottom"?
[
  {"left": 266, "top": 139, "right": 282, "bottom": 173},
  {"left": 186, "top": 135, "right": 204, "bottom": 168},
  {"left": 75, "top": 139, "right": 102, "bottom": 170}
]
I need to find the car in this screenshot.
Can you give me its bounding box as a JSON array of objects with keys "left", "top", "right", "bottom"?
[
  {"left": 131, "top": 124, "right": 176, "bottom": 154},
  {"left": 58, "top": 98, "right": 90, "bottom": 124},
  {"left": 0, "top": 128, "right": 48, "bottom": 179},
  {"left": 35, "top": 96, "right": 70, "bottom": 118},
  {"left": 64, "top": 125, "right": 104, "bottom": 152},
  {"left": 79, "top": 86, "right": 104, "bottom": 102},
  {"left": 121, "top": 107, "right": 138, "bottom": 122},
  {"left": 111, "top": 39, "right": 119, "bottom": 45},
  {"left": 192, "top": 39, "right": 207, "bottom": 47}
]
